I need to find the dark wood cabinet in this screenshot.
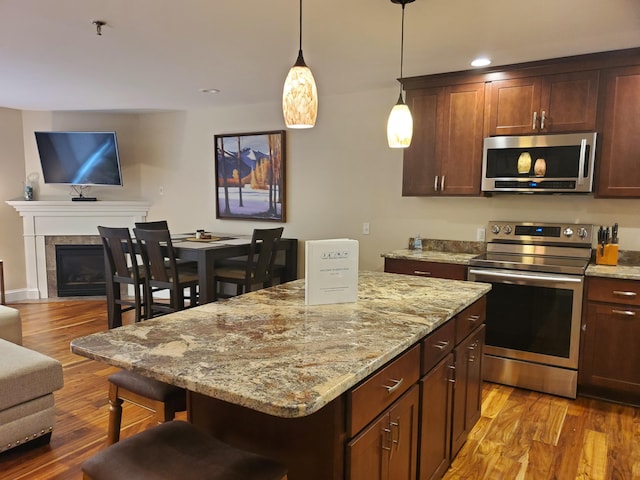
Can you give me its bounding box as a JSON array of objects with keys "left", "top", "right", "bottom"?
[
  {"left": 450, "top": 325, "right": 485, "bottom": 458},
  {"left": 485, "top": 71, "right": 599, "bottom": 136},
  {"left": 347, "top": 385, "right": 420, "bottom": 480},
  {"left": 402, "top": 83, "right": 484, "bottom": 196},
  {"left": 595, "top": 65, "right": 640, "bottom": 197},
  {"left": 384, "top": 258, "right": 467, "bottom": 281},
  {"left": 579, "top": 277, "right": 640, "bottom": 405}
]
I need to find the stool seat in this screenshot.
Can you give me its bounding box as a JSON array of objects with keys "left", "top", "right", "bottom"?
[{"left": 82, "top": 420, "right": 288, "bottom": 480}]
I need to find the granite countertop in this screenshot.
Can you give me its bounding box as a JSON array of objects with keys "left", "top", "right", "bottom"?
[
  {"left": 585, "top": 264, "right": 640, "bottom": 281},
  {"left": 71, "top": 271, "right": 490, "bottom": 419},
  {"left": 382, "top": 249, "right": 479, "bottom": 265}
]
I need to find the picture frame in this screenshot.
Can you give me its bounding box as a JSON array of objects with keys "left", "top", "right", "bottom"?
[{"left": 214, "top": 130, "right": 286, "bottom": 222}]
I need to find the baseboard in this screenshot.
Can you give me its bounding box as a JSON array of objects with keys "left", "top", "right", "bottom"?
[{"left": 3, "top": 288, "right": 39, "bottom": 303}]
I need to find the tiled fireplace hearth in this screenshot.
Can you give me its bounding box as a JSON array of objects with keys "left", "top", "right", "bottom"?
[{"left": 7, "top": 200, "right": 150, "bottom": 299}]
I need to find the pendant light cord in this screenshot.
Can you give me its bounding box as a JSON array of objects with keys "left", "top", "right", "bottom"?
[
  {"left": 298, "top": 0, "right": 303, "bottom": 56},
  {"left": 399, "top": 3, "right": 406, "bottom": 95}
]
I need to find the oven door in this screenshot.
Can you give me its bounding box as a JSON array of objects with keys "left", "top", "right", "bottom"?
[{"left": 467, "top": 267, "right": 583, "bottom": 369}]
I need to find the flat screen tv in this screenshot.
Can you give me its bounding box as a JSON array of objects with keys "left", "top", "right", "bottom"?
[{"left": 34, "top": 131, "right": 123, "bottom": 186}]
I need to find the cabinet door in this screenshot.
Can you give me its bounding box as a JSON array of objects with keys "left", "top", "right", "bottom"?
[
  {"left": 439, "top": 83, "right": 485, "bottom": 195},
  {"left": 596, "top": 65, "right": 640, "bottom": 197},
  {"left": 580, "top": 302, "right": 640, "bottom": 400},
  {"left": 387, "top": 385, "right": 420, "bottom": 480},
  {"left": 451, "top": 325, "right": 485, "bottom": 458},
  {"left": 540, "top": 71, "right": 599, "bottom": 132},
  {"left": 402, "top": 88, "right": 443, "bottom": 196},
  {"left": 419, "top": 354, "right": 454, "bottom": 480},
  {"left": 486, "top": 77, "right": 542, "bottom": 135},
  {"left": 347, "top": 386, "right": 419, "bottom": 480},
  {"left": 347, "top": 411, "right": 389, "bottom": 480}
]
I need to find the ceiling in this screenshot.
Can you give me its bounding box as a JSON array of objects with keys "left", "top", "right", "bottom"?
[{"left": 1, "top": 0, "right": 639, "bottom": 112}]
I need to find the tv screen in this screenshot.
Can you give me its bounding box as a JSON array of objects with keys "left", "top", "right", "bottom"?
[{"left": 34, "top": 131, "right": 123, "bottom": 186}]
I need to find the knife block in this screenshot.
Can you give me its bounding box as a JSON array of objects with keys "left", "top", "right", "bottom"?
[{"left": 596, "top": 244, "right": 619, "bottom": 266}]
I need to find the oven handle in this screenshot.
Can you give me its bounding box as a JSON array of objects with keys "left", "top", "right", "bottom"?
[{"left": 468, "top": 268, "right": 583, "bottom": 285}]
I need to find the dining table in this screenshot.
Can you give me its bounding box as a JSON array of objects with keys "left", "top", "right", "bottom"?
[{"left": 106, "top": 234, "right": 298, "bottom": 329}]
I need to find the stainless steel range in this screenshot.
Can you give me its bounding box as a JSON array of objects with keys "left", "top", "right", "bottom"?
[{"left": 468, "top": 221, "right": 593, "bottom": 398}]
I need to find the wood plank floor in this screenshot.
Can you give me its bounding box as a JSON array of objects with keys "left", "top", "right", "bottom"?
[{"left": 1, "top": 299, "right": 638, "bottom": 480}]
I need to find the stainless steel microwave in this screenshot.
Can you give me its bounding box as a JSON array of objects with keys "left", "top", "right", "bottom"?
[{"left": 481, "top": 132, "right": 597, "bottom": 193}]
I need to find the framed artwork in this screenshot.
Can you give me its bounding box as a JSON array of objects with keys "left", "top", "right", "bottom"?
[{"left": 214, "top": 130, "right": 286, "bottom": 222}]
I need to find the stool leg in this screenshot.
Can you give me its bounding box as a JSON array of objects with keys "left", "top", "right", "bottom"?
[{"left": 107, "top": 383, "right": 124, "bottom": 445}]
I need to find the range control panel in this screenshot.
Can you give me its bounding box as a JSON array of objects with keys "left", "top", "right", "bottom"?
[{"left": 486, "top": 221, "right": 593, "bottom": 246}]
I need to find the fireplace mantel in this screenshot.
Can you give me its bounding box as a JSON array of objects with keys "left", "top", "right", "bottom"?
[{"left": 7, "top": 200, "right": 151, "bottom": 299}]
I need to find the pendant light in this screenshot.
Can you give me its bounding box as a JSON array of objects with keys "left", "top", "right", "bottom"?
[
  {"left": 282, "top": 0, "right": 318, "bottom": 129},
  {"left": 387, "top": 0, "right": 415, "bottom": 148}
]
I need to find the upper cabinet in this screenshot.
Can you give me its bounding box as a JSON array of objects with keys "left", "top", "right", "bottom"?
[
  {"left": 485, "top": 71, "right": 599, "bottom": 136},
  {"left": 595, "top": 65, "right": 640, "bottom": 197},
  {"left": 402, "top": 83, "right": 484, "bottom": 196},
  {"left": 401, "top": 47, "right": 640, "bottom": 198}
]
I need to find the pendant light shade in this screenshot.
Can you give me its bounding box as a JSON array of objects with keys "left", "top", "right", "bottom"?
[
  {"left": 283, "top": 0, "right": 318, "bottom": 129},
  {"left": 387, "top": 0, "right": 415, "bottom": 148}
]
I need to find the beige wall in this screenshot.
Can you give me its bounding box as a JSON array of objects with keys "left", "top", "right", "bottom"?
[
  {"left": 3, "top": 86, "right": 640, "bottom": 297},
  {"left": 0, "top": 108, "right": 27, "bottom": 291}
]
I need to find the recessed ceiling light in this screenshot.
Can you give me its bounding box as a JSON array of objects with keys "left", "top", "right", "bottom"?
[
  {"left": 199, "top": 88, "right": 220, "bottom": 94},
  {"left": 471, "top": 58, "right": 491, "bottom": 67}
]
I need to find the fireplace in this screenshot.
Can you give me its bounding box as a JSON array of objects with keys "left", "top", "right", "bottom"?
[{"left": 55, "top": 245, "right": 106, "bottom": 297}]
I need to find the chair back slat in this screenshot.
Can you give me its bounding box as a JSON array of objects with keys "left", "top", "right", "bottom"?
[
  {"left": 247, "top": 227, "right": 284, "bottom": 288},
  {"left": 98, "top": 226, "right": 140, "bottom": 282},
  {"left": 134, "top": 228, "right": 177, "bottom": 286},
  {"left": 134, "top": 220, "right": 169, "bottom": 231}
]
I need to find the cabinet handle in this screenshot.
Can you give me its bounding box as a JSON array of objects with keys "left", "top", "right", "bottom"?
[
  {"left": 391, "top": 418, "right": 401, "bottom": 450},
  {"left": 434, "top": 176, "right": 439, "bottom": 191},
  {"left": 382, "top": 378, "right": 404, "bottom": 393},
  {"left": 433, "top": 340, "right": 449, "bottom": 350},
  {"left": 448, "top": 364, "right": 456, "bottom": 383},
  {"left": 613, "top": 290, "right": 637, "bottom": 298},
  {"left": 540, "top": 110, "right": 546, "bottom": 130},
  {"left": 382, "top": 427, "right": 392, "bottom": 451},
  {"left": 611, "top": 309, "right": 636, "bottom": 317},
  {"left": 413, "top": 270, "right": 432, "bottom": 277},
  {"left": 468, "top": 355, "right": 476, "bottom": 363},
  {"left": 532, "top": 111, "right": 538, "bottom": 130},
  {"left": 441, "top": 175, "right": 445, "bottom": 191},
  {"left": 467, "top": 314, "right": 480, "bottom": 324}
]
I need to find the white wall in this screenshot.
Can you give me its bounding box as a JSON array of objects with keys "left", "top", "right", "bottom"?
[
  {"left": 0, "top": 107, "right": 27, "bottom": 291},
  {"left": 4, "top": 86, "right": 640, "bottom": 297}
]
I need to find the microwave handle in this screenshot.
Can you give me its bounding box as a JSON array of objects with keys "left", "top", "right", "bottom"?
[{"left": 578, "top": 138, "right": 587, "bottom": 185}]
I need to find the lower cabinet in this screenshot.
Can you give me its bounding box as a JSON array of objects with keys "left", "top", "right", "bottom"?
[
  {"left": 384, "top": 258, "right": 467, "bottom": 281},
  {"left": 347, "top": 386, "right": 420, "bottom": 480},
  {"left": 579, "top": 277, "right": 640, "bottom": 405},
  {"left": 450, "top": 325, "right": 485, "bottom": 458},
  {"left": 347, "top": 297, "right": 486, "bottom": 480},
  {"left": 419, "top": 354, "right": 454, "bottom": 480}
]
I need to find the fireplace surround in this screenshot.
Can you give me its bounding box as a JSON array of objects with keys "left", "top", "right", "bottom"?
[{"left": 7, "top": 200, "right": 150, "bottom": 300}]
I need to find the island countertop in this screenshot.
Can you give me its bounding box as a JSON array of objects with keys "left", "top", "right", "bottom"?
[{"left": 71, "top": 271, "right": 490, "bottom": 418}]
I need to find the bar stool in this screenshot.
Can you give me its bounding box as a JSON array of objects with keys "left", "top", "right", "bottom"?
[{"left": 82, "top": 420, "right": 288, "bottom": 480}]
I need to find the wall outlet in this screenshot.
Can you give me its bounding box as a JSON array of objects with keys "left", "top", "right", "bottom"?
[
  {"left": 476, "top": 227, "right": 485, "bottom": 242},
  {"left": 362, "top": 222, "right": 370, "bottom": 235},
  {"left": 159, "top": 186, "right": 164, "bottom": 196}
]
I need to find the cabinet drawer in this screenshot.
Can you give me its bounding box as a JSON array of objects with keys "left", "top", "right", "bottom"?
[
  {"left": 384, "top": 258, "right": 467, "bottom": 280},
  {"left": 347, "top": 344, "right": 420, "bottom": 437},
  {"left": 587, "top": 277, "right": 640, "bottom": 306},
  {"left": 455, "top": 296, "right": 486, "bottom": 344},
  {"left": 422, "top": 320, "right": 455, "bottom": 374}
]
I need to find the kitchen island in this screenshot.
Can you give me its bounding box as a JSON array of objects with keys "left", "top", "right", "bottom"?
[{"left": 71, "top": 271, "right": 490, "bottom": 480}]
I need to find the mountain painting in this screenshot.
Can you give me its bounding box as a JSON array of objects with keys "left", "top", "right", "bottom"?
[{"left": 214, "top": 131, "right": 286, "bottom": 222}]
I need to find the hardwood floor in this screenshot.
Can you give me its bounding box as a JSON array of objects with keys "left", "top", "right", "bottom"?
[{"left": 0, "top": 299, "right": 638, "bottom": 479}]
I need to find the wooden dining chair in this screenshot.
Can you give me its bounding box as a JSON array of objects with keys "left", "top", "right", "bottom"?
[
  {"left": 134, "top": 220, "right": 198, "bottom": 270},
  {"left": 133, "top": 227, "right": 199, "bottom": 316},
  {"left": 84, "top": 421, "right": 288, "bottom": 480},
  {"left": 97, "top": 226, "right": 147, "bottom": 324},
  {"left": 214, "top": 227, "right": 284, "bottom": 299}
]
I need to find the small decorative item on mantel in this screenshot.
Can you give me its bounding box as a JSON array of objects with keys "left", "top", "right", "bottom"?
[{"left": 24, "top": 182, "right": 34, "bottom": 201}]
